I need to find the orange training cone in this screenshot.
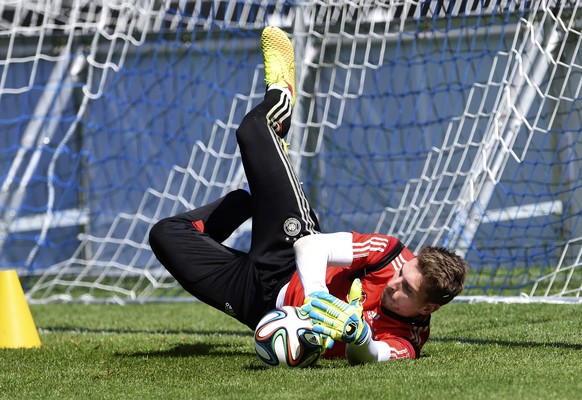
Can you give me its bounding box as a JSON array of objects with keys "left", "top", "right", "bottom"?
[{"left": 0, "top": 270, "right": 41, "bottom": 348}]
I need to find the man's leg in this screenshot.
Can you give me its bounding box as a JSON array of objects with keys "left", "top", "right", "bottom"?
[
  {"left": 235, "top": 27, "right": 321, "bottom": 292},
  {"left": 149, "top": 190, "right": 267, "bottom": 327}
]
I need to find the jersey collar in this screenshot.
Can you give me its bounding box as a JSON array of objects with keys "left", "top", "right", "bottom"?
[{"left": 380, "top": 305, "right": 431, "bottom": 327}]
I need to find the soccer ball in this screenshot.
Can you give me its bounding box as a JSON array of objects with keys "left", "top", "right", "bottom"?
[{"left": 254, "top": 306, "right": 323, "bottom": 368}]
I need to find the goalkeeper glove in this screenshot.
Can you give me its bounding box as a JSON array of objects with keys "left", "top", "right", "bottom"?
[
  {"left": 301, "top": 294, "right": 335, "bottom": 351},
  {"left": 303, "top": 279, "right": 371, "bottom": 346}
]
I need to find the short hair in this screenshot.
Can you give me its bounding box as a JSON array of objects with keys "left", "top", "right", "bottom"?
[{"left": 416, "top": 246, "right": 468, "bottom": 306}]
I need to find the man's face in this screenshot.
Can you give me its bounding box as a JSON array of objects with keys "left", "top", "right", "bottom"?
[{"left": 381, "top": 257, "right": 435, "bottom": 317}]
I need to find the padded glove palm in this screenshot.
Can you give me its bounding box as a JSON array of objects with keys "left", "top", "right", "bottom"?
[{"left": 303, "top": 279, "right": 370, "bottom": 345}]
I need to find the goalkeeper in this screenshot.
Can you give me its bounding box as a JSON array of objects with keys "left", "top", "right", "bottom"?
[{"left": 149, "top": 26, "right": 468, "bottom": 364}]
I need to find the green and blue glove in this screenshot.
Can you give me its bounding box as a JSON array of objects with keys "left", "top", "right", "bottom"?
[
  {"left": 302, "top": 279, "right": 371, "bottom": 346},
  {"left": 301, "top": 294, "right": 335, "bottom": 351}
]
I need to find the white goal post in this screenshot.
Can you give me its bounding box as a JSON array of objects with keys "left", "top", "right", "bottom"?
[{"left": 0, "top": 0, "right": 580, "bottom": 304}]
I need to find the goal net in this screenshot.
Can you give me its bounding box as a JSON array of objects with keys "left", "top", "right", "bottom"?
[{"left": 1, "top": 0, "right": 580, "bottom": 303}]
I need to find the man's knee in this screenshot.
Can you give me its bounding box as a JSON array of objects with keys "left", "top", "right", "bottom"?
[
  {"left": 149, "top": 219, "right": 166, "bottom": 254},
  {"left": 149, "top": 217, "right": 180, "bottom": 258}
]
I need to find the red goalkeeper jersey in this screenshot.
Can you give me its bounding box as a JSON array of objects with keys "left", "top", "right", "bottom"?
[{"left": 283, "top": 232, "right": 431, "bottom": 359}]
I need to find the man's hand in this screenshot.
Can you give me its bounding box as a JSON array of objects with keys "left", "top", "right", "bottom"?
[
  {"left": 301, "top": 294, "right": 335, "bottom": 351},
  {"left": 302, "top": 279, "right": 370, "bottom": 345}
]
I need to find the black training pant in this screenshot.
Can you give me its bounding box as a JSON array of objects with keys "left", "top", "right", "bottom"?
[{"left": 149, "top": 89, "right": 320, "bottom": 329}]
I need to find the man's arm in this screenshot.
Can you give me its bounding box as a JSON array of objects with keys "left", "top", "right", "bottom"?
[
  {"left": 345, "top": 336, "right": 415, "bottom": 365},
  {"left": 307, "top": 279, "right": 417, "bottom": 364},
  {"left": 293, "top": 232, "right": 353, "bottom": 296}
]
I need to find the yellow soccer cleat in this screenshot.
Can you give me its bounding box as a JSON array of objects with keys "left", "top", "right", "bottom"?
[{"left": 261, "top": 25, "right": 296, "bottom": 106}]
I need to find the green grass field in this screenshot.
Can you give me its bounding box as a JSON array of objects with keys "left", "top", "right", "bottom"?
[{"left": 1, "top": 302, "right": 580, "bottom": 400}]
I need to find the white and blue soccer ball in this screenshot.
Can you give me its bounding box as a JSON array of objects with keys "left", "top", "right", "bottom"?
[{"left": 254, "top": 306, "right": 323, "bottom": 368}]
